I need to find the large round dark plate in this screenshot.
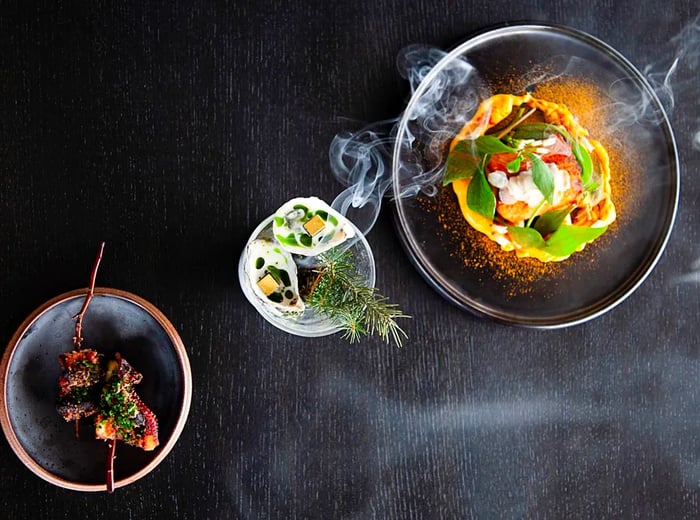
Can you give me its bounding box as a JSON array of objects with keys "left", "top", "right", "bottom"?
[
  {"left": 392, "top": 24, "right": 679, "bottom": 327},
  {"left": 0, "top": 288, "right": 192, "bottom": 491}
]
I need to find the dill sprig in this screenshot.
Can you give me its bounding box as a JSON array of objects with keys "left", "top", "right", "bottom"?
[{"left": 301, "top": 249, "right": 409, "bottom": 347}]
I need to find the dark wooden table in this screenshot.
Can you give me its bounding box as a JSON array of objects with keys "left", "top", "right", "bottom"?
[{"left": 1, "top": 1, "right": 698, "bottom": 518}]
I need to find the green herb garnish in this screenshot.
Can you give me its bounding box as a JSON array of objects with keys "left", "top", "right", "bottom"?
[
  {"left": 467, "top": 162, "right": 497, "bottom": 220},
  {"left": 441, "top": 103, "right": 610, "bottom": 258},
  {"left": 506, "top": 226, "right": 546, "bottom": 249},
  {"left": 474, "top": 135, "right": 515, "bottom": 155},
  {"left": 300, "top": 250, "right": 409, "bottom": 347},
  {"left": 544, "top": 225, "right": 607, "bottom": 257},
  {"left": 506, "top": 155, "right": 522, "bottom": 173},
  {"left": 443, "top": 113, "right": 599, "bottom": 204},
  {"left": 99, "top": 378, "right": 137, "bottom": 433},
  {"left": 509, "top": 122, "right": 557, "bottom": 140},
  {"left": 525, "top": 152, "right": 554, "bottom": 204},
  {"left": 533, "top": 206, "right": 574, "bottom": 236},
  {"left": 571, "top": 140, "right": 599, "bottom": 192},
  {"left": 68, "top": 385, "right": 91, "bottom": 403},
  {"left": 443, "top": 140, "right": 480, "bottom": 185},
  {"left": 508, "top": 223, "right": 607, "bottom": 257}
]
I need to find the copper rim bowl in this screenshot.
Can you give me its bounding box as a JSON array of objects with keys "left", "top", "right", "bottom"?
[{"left": 0, "top": 288, "right": 192, "bottom": 491}]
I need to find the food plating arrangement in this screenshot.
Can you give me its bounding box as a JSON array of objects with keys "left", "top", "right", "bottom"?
[{"left": 0, "top": 22, "right": 682, "bottom": 495}]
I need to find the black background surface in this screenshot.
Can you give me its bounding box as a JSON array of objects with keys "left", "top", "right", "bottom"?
[{"left": 1, "top": 2, "right": 699, "bottom": 519}]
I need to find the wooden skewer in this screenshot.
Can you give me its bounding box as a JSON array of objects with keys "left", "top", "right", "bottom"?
[
  {"left": 59, "top": 242, "right": 120, "bottom": 493},
  {"left": 106, "top": 439, "right": 117, "bottom": 493},
  {"left": 72, "top": 241, "right": 105, "bottom": 349},
  {"left": 69, "top": 242, "right": 106, "bottom": 438}
]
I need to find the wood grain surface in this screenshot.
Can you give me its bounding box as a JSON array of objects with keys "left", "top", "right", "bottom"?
[{"left": 0, "top": 1, "right": 698, "bottom": 518}]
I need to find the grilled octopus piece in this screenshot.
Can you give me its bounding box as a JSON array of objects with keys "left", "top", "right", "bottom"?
[
  {"left": 57, "top": 349, "right": 103, "bottom": 422},
  {"left": 94, "top": 353, "right": 159, "bottom": 451}
]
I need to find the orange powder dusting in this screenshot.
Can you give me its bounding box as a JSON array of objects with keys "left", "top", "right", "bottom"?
[
  {"left": 423, "top": 76, "right": 638, "bottom": 297},
  {"left": 531, "top": 79, "right": 636, "bottom": 225},
  {"left": 421, "top": 188, "right": 557, "bottom": 297}
]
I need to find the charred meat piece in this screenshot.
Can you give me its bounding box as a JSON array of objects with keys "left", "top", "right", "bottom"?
[
  {"left": 95, "top": 353, "right": 159, "bottom": 451},
  {"left": 57, "top": 349, "right": 103, "bottom": 422}
]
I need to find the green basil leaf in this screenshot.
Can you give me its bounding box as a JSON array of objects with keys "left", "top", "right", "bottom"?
[
  {"left": 467, "top": 166, "right": 496, "bottom": 220},
  {"left": 533, "top": 205, "right": 574, "bottom": 236},
  {"left": 583, "top": 180, "right": 599, "bottom": 193},
  {"left": 510, "top": 122, "right": 569, "bottom": 140},
  {"left": 572, "top": 141, "right": 593, "bottom": 186},
  {"left": 509, "top": 122, "right": 553, "bottom": 140},
  {"left": 526, "top": 152, "right": 554, "bottom": 204},
  {"left": 544, "top": 225, "right": 607, "bottom": 257},
  {"left": 507, "top": 226, "right": 547, "bottom": 249},
  {"left": 443, "top": 140, "right": 480, "bottom": 186},
  {"left": 475, "top": 135, "right": 516, "bottom": 155},
  {"left": 506, "top": 155, "right": 522, "bottom": 173}
]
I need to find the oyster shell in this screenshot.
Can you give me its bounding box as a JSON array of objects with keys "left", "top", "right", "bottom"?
[
  {"left": 244, "top": 238, "right": 304, "bottom": 315},
  {"left": 272, "top": 197, "right": 355, "bottom": 256}
]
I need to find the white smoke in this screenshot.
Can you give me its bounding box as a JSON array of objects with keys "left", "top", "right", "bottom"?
[
  {"left": 675, "top": 256, "right": 700, "bottom": 284},
  {"left": 330, "top": 45, "right": 488, "bottom": 235},
  {"left": 329, "top": 17, "right": 700, "bottom": 236},
  {"left": 644, "top": 15, "right": 700, "bottom": 116},
  {"left": 329, "top": 121, "right": 397, "bottom": 236}
]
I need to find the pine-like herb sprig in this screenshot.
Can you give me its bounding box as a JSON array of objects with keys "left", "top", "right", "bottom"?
[{"left": 301, "top": 250, "right": 409, "bottom": 347}]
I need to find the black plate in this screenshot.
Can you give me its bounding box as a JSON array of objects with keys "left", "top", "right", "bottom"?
[
  {"left": 392, "top": 24, "right": 679, "bottom": 327},
  {"left": 0, "top": 288, "right": 192, "bottom": 491}
]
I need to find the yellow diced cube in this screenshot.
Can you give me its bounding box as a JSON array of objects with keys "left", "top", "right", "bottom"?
[
  {"left": 303, "top": 215, "right": 326, "bottom": 236},
  {"left": 256, "top": 273, "right": 279, "bottom": 296}
]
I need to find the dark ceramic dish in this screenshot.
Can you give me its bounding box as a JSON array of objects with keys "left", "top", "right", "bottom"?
[
  {"left": 392, "top": 24, "right": 679, "bottom": 327},
  {"left": 0, "top": 288, "right": 192, "bottom": 491}
]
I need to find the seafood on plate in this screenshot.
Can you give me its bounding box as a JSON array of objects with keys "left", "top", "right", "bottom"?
[
  {"left": 271, "top": 197, "right": 355, "bottom": 256},
  {"left": 95, "top": 353, "right": 159, "bottom": 451},
  {"left": 243, "top": 238, "right": 305, "bottom": 316},
  {"left": 57, "top": 349, "right": 104, "bottom": 422},
  {"left": 54, "top": 243, "right": 160, "bottom": 491},
  {"left": 243, "top": 196, "right": 356, "bottom": 317},
  {"left": 442, "top": 93, "right": 616, "bottom": 262}
]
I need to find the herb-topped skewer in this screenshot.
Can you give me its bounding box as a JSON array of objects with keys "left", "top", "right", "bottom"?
[
  {"left": 96, "top": 353, "right": 159, "bottom": 492},
  {"left": 56, "top": 243, "right": 160, "bottom": 493}
]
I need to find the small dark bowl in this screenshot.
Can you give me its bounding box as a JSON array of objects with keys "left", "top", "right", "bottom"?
[{"left": 0, "top": 288, "right": 192, "bottom": 491}]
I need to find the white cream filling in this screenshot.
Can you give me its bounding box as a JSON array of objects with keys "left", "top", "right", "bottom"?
[{"left": 497, "top": 163, "right": 571, "bottom": 207}]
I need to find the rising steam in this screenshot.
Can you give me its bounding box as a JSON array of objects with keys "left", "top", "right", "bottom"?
[
  {"left": 644, "top": 15, "right": 700, "bottom": 115},
  {"left": 329, "top": 18, "right": 700, "bottom": 236},
  {"left": 329, "top": 120, "right": 397, "bottom": 236},
  {"left": 676, "top": 257, "right": 700, "bottom": 284},
  {"left": 330, "top": 45, "right": 487, "bottom": 235}
]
